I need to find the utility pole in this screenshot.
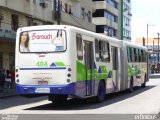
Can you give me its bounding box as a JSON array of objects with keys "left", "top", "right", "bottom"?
[
  {"left": 143, "top": 37, "right": 145, "bottom": 46},
  {"left": 57, "top": 0, "right": 61, "bottom": 25},
  {"left": 158, "top": 33, "right": 160, "bottom": 63},
  {"left": 147, "top": 24, "right": 148, "bottom": 48}
]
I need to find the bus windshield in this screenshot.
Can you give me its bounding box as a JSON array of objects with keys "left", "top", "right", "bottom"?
[{"left": 19, "top": 30, "right": 66, "bottom": 53}]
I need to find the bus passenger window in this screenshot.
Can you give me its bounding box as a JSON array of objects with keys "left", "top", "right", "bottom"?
[
  {"left": 99, "top": 41, "right": 110, "bottom": 62},
  {"left": 99, "top": 41, "right": 104, "bottom": 61},
  {"left": 95, "top": 39, "right": 99, "bottom": 61},
  {"left": 103, "top": 41, "right": 110, "bottom": 62},
  {"left": 76, "top": 34, "right": 83, "bottom": 60},
  {"left": 127, "top": 47, "right": 131, "bottom": 62},
  {"left": 139, "top": 49, "right": 142, "bottom": 62},
  {"left": 131, "top": 48, "right": 135, "bottom": 62}
]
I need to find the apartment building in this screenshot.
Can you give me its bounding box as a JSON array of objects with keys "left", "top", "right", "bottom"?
[
  {"left": 0, "top": 0, "right": 54, "bottom": 70},
  {"left": 92, "top": 0, "right": 132, "bottom": 41},
  {"left": 122, "top": 0, "right": 132, "bottom": 41},
  {"left": 0, "top": 0, "right": 95, "bottom": 70},
  {"left": 92, "top": 0, "right": 119, "bottom": 37},
  {"left": 53, "top": 0, "right": 95, "bottom": 32}
]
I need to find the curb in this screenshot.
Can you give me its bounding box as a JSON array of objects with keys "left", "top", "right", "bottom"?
[
  {"left": 0, "top": 89, "right": 17, "bottom": 98},
  {"left": 149, "top": 74, "right": 160, "bottom": 79},
  {"left": 0, "top": 94, "right": 17, "bottom": 98}
]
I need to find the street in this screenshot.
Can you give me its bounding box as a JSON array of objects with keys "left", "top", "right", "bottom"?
[{"left": 0, "top": 78, "right": 160, "bottom": 115}]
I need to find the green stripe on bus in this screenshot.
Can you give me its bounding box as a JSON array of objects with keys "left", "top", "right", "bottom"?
[
  {"left": 76, "top": 61, "right": 86, "bottom": 81},
  {"left": 128, "top": 64, "right": 140, "bottom": 77},
  {"left": 76, "top": 61, "right": 108, "bottom": 81},
  {"left": 54, "top": 62, "right": 65, "bottom": 67}
]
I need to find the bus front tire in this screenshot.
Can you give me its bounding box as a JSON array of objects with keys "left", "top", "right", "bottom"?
[{"left": 95, "top": 81, "right": 106, "bottom": 103}]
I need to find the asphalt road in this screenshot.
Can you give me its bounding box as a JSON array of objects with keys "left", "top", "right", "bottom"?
[{"left": 0, "top": 78, "right": 160, "bottom": 120}]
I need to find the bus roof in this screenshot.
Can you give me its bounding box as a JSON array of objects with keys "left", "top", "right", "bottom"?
[{"left": 17, "top": 25, "right": 147, "bottom": 51}]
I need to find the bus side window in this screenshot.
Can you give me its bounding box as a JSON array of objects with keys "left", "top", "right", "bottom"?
[
  {"left": 76, "top": 34, "right": 83, "bottom": 60},
  {"left": 103, "top": 41, "right": 110, "bottom": 62},
  {"left": 99, "top": 40, "right": 104, "bottom": 61},
  {"left": 139, "top": 49, "right": 142, "bottom": 62},
  {"left": 99, "top": 40, "right": 110, "bottom": 62},
  {"left": 95, "top": 39, "right": 99, "bottom": 61},
  {"left": 127, "top": 47, "right": 131, "bottom": 62},
  {"left": 131, "top": 47, "right": 135, "bottom": 62},
  {"left": 133, "top": 48, "right": 138, "bottom": 62},
  {"left": 141, "top": 50, "right": 144, "bottom": 62}
]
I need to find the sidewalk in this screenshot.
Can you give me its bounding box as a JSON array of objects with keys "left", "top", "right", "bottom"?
[
  {"left": 149, "top": 73, "right": 160, "bottom": 79},
  {"left": 0, "top": 87, "right": 17, "bottom": 98}
]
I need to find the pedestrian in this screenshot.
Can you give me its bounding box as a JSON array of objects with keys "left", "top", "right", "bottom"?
[
  {"left": 4, "top": 70, "right": 11, "bottom": 89},
  {"left": 11, "top": 69, "right": 15, "bottom": 89},
  {"left": 2, "top": 69, "right": 6, "bottom": 88},
  {"left": 0, "top": 70, "right": 5, "bottom": 88}
]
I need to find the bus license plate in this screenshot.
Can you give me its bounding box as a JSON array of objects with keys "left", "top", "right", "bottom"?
[{"left": 35, "top": 88, "right": 50, "bottom": 93}]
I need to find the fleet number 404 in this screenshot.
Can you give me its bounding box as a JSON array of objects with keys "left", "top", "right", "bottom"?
[{"left": 36, "top": 61, "right": 48, "bottom": 67}]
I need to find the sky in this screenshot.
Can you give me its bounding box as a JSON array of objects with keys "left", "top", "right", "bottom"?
[{"left": 131, "top": 0, "right": 160, "bottom": 42}]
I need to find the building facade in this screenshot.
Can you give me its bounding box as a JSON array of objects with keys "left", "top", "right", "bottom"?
[
  {"left": 92, "top": 0, "right": 119, "bottom": 37},
  {"left": 53, "top": 0, "right": 95, "bottom": 32},
  {"left": 92, "top": 0, "right": 132, "bottom": 41},
  {"left": 121, "top": 0, "right": 131, "bottom": 41},
  {"left": 0, "top": 0, "right": 95, "bottom": 70}
]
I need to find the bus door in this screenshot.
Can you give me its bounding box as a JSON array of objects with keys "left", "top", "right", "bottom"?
[
  {"left": 111, "top": 46, "right": 119, "bottom": 91},
  {"left": 84, "top": 41, "right": 95, "bottom": 96}
]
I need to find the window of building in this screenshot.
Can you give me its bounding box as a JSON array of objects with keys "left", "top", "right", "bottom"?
[
  {"left": 65, "top": 3, "right": 68, "bottom": 13},
  {"left": 11, "top": 14, "right": 19, "bottom": 32},
  {"left": 107, "top": 0, "right": 117, "bottom": 9},
  {"left": 88, "top": 11, "right": 91, "bottom": 22},
  {"left": 76, "top": 34, "right": 83, "bottom": 60},
  {"left": 81, "top": 7, "right": 85, "bottom": 19},
  {"left": 104, "top": 11, "right": 117, "bottom": 22},
  {"left": 64, "top": 3, "right": 72, "bottom": 14},
  {"left": 33, "top": 0, "right": 36, "bottom": 4}
]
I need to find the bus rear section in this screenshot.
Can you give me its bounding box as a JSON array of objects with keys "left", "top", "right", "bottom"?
[{"left": 15, "top": 26, "right": 75, "bottom": 101}]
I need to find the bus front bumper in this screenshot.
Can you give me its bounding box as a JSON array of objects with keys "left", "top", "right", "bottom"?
[{"left": 16, "top": 83, "right": 75, "bottom": 95}]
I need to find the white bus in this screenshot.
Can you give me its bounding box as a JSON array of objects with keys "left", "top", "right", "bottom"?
[{"left": 15, "top": 25, "right": 149, "bottom": 102}]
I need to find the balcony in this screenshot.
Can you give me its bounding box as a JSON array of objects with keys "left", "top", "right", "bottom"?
[
  {"left": 0, "top": 29, "right": 16, "bottom": 41},
  {"left": 92, "top": 17, "right": 118, "bottom": 30},
  {"left": 52, "top": 11, "right": 96, "bottom": 32}
]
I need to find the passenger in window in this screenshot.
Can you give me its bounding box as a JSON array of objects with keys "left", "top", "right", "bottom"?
[
  {"left": 51, "top": 30, "right": 64, "bottom": 51},
  {"left": 20, "top": 32, "right": 30, "bottom": 52}
]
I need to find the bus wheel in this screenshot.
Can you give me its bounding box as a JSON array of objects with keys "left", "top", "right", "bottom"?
[
  {"left": 96, "top": 81, "right": 106, "bottom": 103},
  {"left": 48, "top": 95, "right": 68, "bottom": 103},
  {"left": 141, "top": 74, "right": 146, "bottom": 88},
  {"left": 128, "top": 77, "right": 133, "bottom": 93}
]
